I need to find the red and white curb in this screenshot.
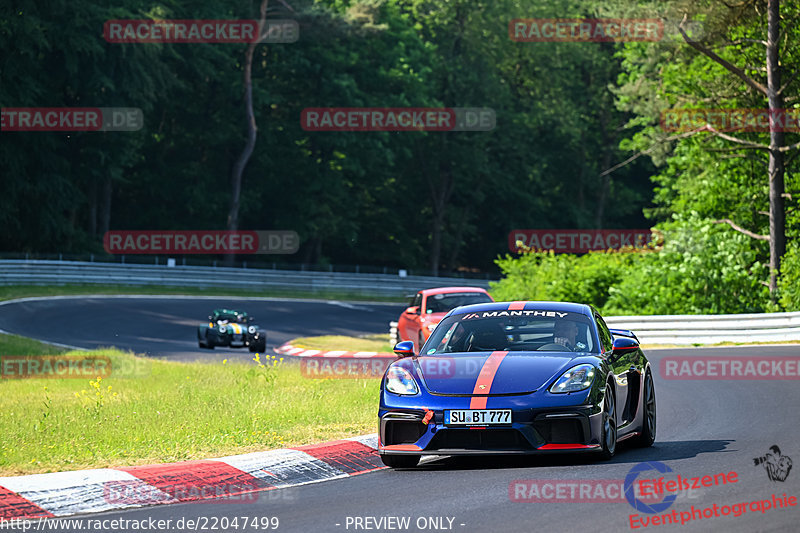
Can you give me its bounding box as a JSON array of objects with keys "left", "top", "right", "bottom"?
[
  {"left": 274, "top": 343, "right": 395, "bottom": 359},
  {"left": 0, "top": 434, "right": 382, "bottom": 522}
]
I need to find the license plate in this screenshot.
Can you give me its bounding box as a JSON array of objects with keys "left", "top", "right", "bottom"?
[{"left": 445, "top": 409, "right": 512, "bottom": 426}]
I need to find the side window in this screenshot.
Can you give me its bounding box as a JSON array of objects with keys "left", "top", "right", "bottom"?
[
  {"left": 595, "top": 314, "right": 613, "bottom": 353},
  {"left": 411, "top": 293, "right": 422, "bottom": 309}
]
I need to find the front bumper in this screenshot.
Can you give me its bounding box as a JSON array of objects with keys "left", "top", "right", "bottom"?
[{"left": 378, "top": 405, "right": 603, "bottom": 455}]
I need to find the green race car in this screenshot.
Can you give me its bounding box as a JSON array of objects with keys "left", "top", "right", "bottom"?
[{"left": 197, "top": 309, "right": 267, "bottom": 352}]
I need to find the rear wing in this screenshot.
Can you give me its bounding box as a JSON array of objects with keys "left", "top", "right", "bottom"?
[{"left": 609, "top": 328, "right": 639, "bottom": 342}]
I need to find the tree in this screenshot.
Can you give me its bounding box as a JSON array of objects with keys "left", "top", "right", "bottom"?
[{"left": 613, "top": 0, "right": 800, "bottom": 297}]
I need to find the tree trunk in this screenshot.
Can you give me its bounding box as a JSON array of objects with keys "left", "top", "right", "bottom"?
[
  {"left": 766, "top": 0, "right": 786, "bottom": 296},
  {"left": 445, "top": 207, "right": 469, "bottom": 271},
  {"left": 89, "top": 180, "right": 97, "bottom": 238},
  {"left": 101, "top": 176, "right": 112, "bottom": 236},
  {"left": 430, "top": 213, "right": 444, "bottom": 276},
  {"left": 429, "top": 160, "right": 453, "bottom": 277},
  {"left": 225, "top": 0, "right": 269, "bottom": 265},
  {"left": 594, "top": 106, "right": 614, "bottom": 228}
]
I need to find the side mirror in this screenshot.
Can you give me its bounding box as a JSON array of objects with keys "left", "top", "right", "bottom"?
[
  {"left": 405, "top": 306, "right": 420, "bottom": 315},
  {"left": 393, "top": 341, "right": 415, "bottom": 358},
  {"left": 612, "top": 337, "right": 639, "bottom": 356}
]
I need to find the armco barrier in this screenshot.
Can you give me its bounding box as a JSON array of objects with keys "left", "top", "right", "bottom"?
[
  {"left": 0, "top": 260, "right": 491, "bottom": 298},
  {"left": 605, "top": 312, "right": 800, "bottom": 345},
  {"left": 391, "top": 314, "right": 800, "bottom": 347}
]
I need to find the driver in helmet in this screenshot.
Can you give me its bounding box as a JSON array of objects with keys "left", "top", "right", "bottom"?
[{"left": 553, "top": 320, "right": 580, "bottom": 351}]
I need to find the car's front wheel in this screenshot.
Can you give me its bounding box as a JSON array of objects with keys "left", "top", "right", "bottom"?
[
  {"left": 249, "top": 336, "right": 267, "bottom": 353},
  {"left": 598, "top": 384, "right": 617, "bottom": 460},
  {"left": 632, "top": 370, "right": 656, "bottom": 448},
  {"left": 198, "top": 331, "right": 214, "bottom": 349},
  {"left": 380, "top": 454, "right": 420, "bottom": 468}
]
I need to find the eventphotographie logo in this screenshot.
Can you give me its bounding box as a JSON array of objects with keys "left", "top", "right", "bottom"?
[
  {"left": 625, "top": 462, "right": 679, "bottom": 515},
  {"left": 754, "top": 445, "right": 793, "bottom": 482}
]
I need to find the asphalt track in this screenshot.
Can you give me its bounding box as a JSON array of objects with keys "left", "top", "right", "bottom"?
[
  {"left": 23, "top": 345, "right": 792, "bottom": 533},
  {"left": 2, "top": 297, "right": 799, "bottom": 532},
  {"left": 0, "top": 296, "right": 405, "bottom": 361}
]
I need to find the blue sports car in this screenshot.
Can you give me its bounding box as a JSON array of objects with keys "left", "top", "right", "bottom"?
[{"left": 378, "top": 301, "right": 656, "bottom": 468}]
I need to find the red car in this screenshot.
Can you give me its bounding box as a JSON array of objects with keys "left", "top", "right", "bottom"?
[{"left": 397, "top": 287, "right": 494, "bottom": 351}]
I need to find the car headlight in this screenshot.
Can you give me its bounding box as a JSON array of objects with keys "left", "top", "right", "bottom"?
[
  {"left": 248, "top": 326, "right": 256, "bottom": 334},
  {"left": 385, "top": 366, "right": 419, "bottom": 395},
  {"left": 218, "top": 326, "right": 227, "bottom": 334},
  {"left": 549, "top": 364, "right": 596, "bottom": 393}
]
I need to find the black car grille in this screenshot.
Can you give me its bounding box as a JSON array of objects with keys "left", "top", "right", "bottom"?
[
  {"left": 533, "top": 419, "right": 584, "bottom": 444},
  {"left": 427, "top": 429, "right": 533, "bottom": 451},
  {"left": 384, "top": 420, "right": 427, "bottom": 446}
]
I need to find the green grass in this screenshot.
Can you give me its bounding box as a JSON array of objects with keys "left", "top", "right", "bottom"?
[
  {"left": 0, "top": 335, "right": 380, "bottom": 476},
  {"left": 0, "top": 332, "right": 68, "bottom": 356},
  {"left": 0, "top": 284, "right": 405, "bottom": 304},
  {"left": 291, "top": 334, "right": 394, "bottom": 353}
]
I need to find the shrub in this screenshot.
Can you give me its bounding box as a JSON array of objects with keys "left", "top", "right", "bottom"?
[{"left": 491, "top": 214, "right": 771, "bottom": 315}]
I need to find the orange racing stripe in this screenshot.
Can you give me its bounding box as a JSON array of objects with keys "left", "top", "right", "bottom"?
[
  {"left": 469, "top": 351, "right": 509, "bottom": 409},
  {"left": 508, "top": 301, "right": 527, "bottom": 310}
]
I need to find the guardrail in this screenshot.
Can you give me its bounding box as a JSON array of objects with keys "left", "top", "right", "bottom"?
[
  {"left": 390, "top": 312, "right": 800, "bottom": 347},
  {"left": 0, "top": 260, "right": 492, "bottom": 298},
  {"left": 605, "top": 312, "right": 800, "bottom": 345}
]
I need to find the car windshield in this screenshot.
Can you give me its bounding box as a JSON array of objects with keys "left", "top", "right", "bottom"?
[
  {"left": 424, "top": 292, "right": 493, "bottom": 314},
  {"left": 216, "top": 312, "right": 247, "bottom": 323},
  {"left": 422, "top": 310, "right": 598, "bottom": 354}
]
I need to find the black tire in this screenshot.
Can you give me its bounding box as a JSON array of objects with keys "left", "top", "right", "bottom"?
[
  {"left": 198, "top": 331, "right": 214, "bottom": 349},
  {"left": 380, "top": 454, "right": 420, "bottom": 468},
  {"left": 249, "top": 336, "right": 267, "bottom": 353},
  {"left": 597, "top": 384, "right": 617, "bottom": 460},
  {"left": 418, "top": 332, "right": 425, "bottom": 353},
  {"left": 632, "top": 370, "right": 656, "bottom": 448}
]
